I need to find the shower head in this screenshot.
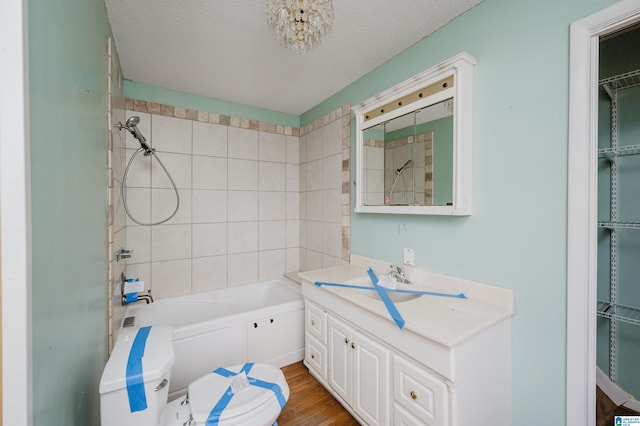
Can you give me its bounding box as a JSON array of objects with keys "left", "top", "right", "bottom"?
[
  {"left": 122, "top": 115, "right": 146, "bottom": 143},
  {"left": 395, "top": 159, "right": 413, "bottom": 175},
  {"left": 126, "top": 116, "right": 140, "bottom": 128},
  {"left": 118, "top": 116, "right": 153, "bottom": 155}
]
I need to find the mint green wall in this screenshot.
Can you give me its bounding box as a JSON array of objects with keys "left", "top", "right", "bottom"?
[
  {"left": 29, "top": 0, "right": 110, "bottom": 424},
  {"left": 300, "top": 0, "right": 620, "bottom": 424},
  {"left": 124, "top": 80, "right": 300, "bottom": 128}
]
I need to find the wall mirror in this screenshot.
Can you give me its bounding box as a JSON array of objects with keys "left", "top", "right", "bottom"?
[{"left": 353, "top": 52, "right": 476, "bottom": 215}]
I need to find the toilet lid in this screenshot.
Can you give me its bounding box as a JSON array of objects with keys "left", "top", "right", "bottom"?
[{"left": 188, "top": 363, "right": 287, "bottom": 424}]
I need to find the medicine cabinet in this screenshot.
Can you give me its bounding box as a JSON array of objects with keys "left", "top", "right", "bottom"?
[{"left": 353, "top": 52, "right": 476, "bottom": 215}]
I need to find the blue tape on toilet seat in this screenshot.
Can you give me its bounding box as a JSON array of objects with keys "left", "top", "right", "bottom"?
[
  {"left": 206, "top": 363, "right": 286, "bottom": 426},
  {"left": 126, "top": 326, "right": 151, "bottom": 412}
]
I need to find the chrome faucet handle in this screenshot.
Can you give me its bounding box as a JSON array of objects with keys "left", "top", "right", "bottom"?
[
  {"left": 390, "top": 264, "right": 405, "bottom": 275},
  {"left": 388, "top": 264, "right": 412, "bottom": 284}
]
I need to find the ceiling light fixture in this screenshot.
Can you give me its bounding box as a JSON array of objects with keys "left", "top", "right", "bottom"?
[{"left": 266, "top": 0, "right": 334, "bottom": 55}]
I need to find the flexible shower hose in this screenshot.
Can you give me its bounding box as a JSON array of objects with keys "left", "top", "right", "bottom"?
[{"left": 121, "top": 148, "right": 180, "bottom": 226}]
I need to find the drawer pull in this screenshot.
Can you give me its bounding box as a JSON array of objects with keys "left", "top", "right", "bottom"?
[
  {"left": 311, "top": 320, "right": 316, "bottom": 326},
  {"left": 351, "top": 342, "right": 356, "bottom": 349},
  {"left": 311, "top": 354, "right": 315, "bottom": 359},
  {"left": 344, "top": 337, "right": 349, "bottom": 344},
  {"left": 410, "top": 390, "right": 418, "bottom": 400}
]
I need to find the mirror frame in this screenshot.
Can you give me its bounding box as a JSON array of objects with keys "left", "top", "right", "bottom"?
[{"left": 353, "top": 52, "right": 476, "bottom": 215}]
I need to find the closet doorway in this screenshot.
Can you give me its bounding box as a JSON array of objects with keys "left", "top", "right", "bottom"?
[
  {"left": 595, "top": 21, "right": 640, "bottom": 418},
  {"left": 568, "top": 1, "right": 640, "bottom": 425}
]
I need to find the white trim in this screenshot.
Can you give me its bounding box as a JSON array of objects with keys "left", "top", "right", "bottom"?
[
  {"left": 567, "top": 2, "right": 640, "bottom": 425},
  {"left": 0, "top": 0, "right": 33, "bottom": 424}
]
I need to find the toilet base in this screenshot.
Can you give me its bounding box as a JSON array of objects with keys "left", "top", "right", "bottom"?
[{"left": 164, "top": 396, "right": 191, "bottom": 425}]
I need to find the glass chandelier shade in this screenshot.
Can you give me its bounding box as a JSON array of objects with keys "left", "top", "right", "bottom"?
[{"left": 266, "top": 0, "right": 334, "bottom": 54}]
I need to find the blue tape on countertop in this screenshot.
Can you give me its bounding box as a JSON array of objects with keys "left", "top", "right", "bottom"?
[
  {"left": 206, "top": 363, "right": 286, "bottom": 426},
  {"left": 367, "top": 267, "right": 405, "bottom": 329},
  {"left": 126, "top": 326, "right": 151, "bottom": 413},
  {"left": 314, "top": 281, "right": 467, "bottom": 299}
]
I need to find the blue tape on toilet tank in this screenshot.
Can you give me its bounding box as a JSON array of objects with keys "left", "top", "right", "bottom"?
[
  {"left": 206, "top": 363, "right": 286, "bottom": 426},
  {"left": 126, "top": 326, "right": 151, "bottom": 412}
]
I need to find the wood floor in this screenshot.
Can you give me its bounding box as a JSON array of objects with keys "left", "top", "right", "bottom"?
[{"left": 278, "top": 361, "right": 360, "bottom": 426}]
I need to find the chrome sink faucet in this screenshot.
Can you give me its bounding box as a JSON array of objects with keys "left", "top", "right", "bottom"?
[{"left": 388, "top": 264, "right": 412, "bottom": 284}]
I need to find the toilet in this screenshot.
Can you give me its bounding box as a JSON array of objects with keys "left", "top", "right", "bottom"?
[{"left": 99, "top": 325, "right": 289, "bottom": 425}]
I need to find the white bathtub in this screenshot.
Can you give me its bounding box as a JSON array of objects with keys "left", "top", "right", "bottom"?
[{"left": 122, "top": 279, "right": 305, "bottom": 399}]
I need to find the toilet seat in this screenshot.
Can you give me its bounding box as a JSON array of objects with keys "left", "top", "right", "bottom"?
[{"left": 187, "top": 363, "right": 289, "bottom": 426}]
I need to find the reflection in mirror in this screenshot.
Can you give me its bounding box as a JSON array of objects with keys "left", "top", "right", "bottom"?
[{"left": 362, "top": 98, "right": 454, "bottom": 206}]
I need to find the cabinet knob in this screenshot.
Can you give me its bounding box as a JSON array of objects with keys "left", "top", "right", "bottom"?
[
  {"left": 410, "top": 390, "right": 418, "bottom": 400},
  {"left": 311, "top": 320, "right": 316, "bottom": 326},
  {"left": 311, "top": 354, "right": 315, "bottom": 359},
  {"left": 344, "top": 337, "right": 349, "bottom": 344},
  {"left": 351, "top": 342, "right": 356, "bottom": 349}
]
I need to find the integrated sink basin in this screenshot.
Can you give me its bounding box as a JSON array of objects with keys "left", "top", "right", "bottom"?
[
  {"left": 359, "top": 289, "right": 421, "bottom": 303},
  {"left": 345, "top": 275, "right": 422, "bottom": 303}
]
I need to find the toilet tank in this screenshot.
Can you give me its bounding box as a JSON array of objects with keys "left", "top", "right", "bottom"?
[{"left": 99, "top": 325, "right": 175, "bottom": 426}]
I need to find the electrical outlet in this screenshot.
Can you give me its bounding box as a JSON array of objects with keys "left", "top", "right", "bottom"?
[{"left": 403, "top": 248, "right": 415, "bottom": 265}]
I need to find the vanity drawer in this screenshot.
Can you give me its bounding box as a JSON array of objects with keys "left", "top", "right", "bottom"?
[
  {"left": 393, "top": 354, "right": 448, "bottom": 425},
  {"left": 305, "top": 301, "right": 327, "bottom": 344},
  {"left": 393, "top": 402, "right": 424, "bottom": 426},
  {"left": 305, "top": 332, "right": 327, "bottom": 379}
]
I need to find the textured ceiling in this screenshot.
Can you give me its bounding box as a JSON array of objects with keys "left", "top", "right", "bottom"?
[{"left": 105, "top": 0, "right": 482, "bottom": 115}]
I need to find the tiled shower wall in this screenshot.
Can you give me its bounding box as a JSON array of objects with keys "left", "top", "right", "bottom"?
[
  {"left": 299, "top": 106, "right": 351, "bottom": 270},
  {"left": 116, "top": 99, "right": 350, "bottom": 301}
]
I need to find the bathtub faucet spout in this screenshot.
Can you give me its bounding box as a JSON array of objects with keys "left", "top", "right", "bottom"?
[
  {"left": 121, "top": 290, "right": 154, "bottom": 306},
  {"left": 137, "top": 292, "right": 154, "bottom": 304}
]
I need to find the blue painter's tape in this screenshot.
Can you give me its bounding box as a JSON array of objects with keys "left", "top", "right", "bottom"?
[
  {"left": 126, "top": 326, "right": 151, "bottom": 412},
  {"left": 206, "top": 363, "right": 286, "bottom": 426},
  {"left": 314, "top": 281, "right": 467, "bottom": 299},
  {"left": 205, "top": 384, "right": 234, "bottom": 426},
  {"left": 125, "top": 292, "right": 138, "bottom": 304},
  {"left": 248, "top": 377, "right": 287, "bottom": 410},
  {"left": 367, "top": 268, "right": 405, "bottom": 329}
]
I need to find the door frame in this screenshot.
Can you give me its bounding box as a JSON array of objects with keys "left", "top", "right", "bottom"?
[
  {"left": 0, "top": 0, "right": 32, "bottom": 424},
  {"left": 567, "top": 1, "right": 640, "bottom": 424}
]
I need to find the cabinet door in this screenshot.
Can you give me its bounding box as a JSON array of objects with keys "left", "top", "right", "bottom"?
[
  {"left": 328, "top": 315, "right": 352, "bottom": 402},
  {"left": 352, "top": 329, "right": 390, "bottom": 426}
]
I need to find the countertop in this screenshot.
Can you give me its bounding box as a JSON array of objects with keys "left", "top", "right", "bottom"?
[{"left": 299, "top": 264, "right": 514, "bottom": 347}]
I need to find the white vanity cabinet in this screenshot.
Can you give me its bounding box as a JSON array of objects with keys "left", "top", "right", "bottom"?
[
  {"left": 300, "top": 263, "right": 513, "bottom": 426},
  {"left": 327, "top": 315, "right": 390, "bottom": 426}
]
